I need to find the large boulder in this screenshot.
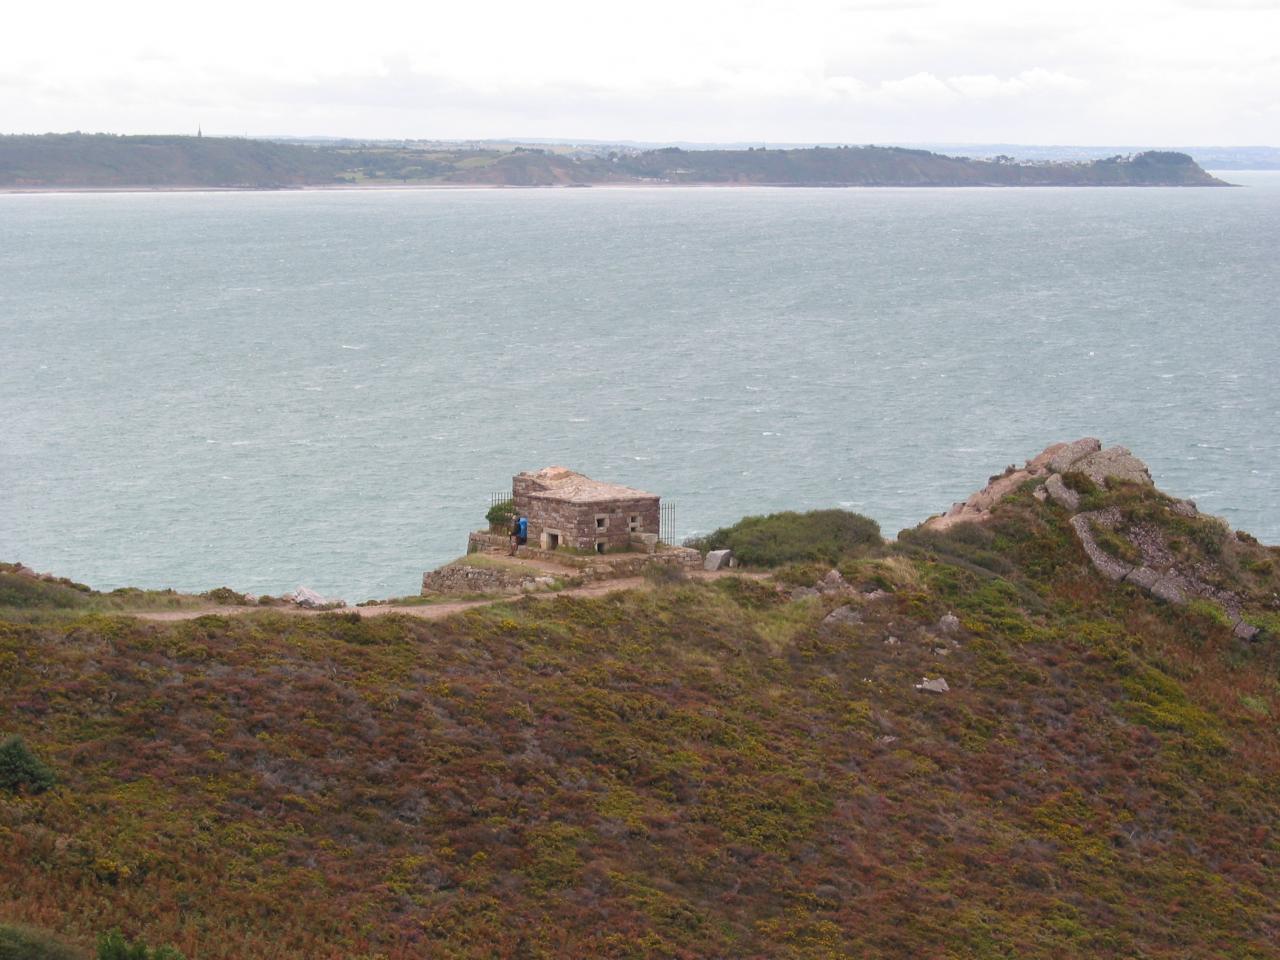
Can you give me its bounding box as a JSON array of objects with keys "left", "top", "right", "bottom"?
[
  {"left": 1044, "top": 473, "right": 1080, "bottom": 510},
  {"left": 704, "top": 549, "right": 733, "bottom": 571},
  {"left": 915, "top": 677, "right": 950, "bottom": 694},
  {"left": 288, "top": 586, "right": 346, "bottom": 609},
  {"left": 1033, "top": 437, "right": 1102, "bottom": 474}
]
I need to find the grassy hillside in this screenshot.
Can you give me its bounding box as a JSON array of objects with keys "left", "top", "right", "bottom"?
[
  {"left": 3, "top": 471, "right": 1279, "bottom": 958},
  {"left": 0, "top": 135, "right": 1228, "bottom": 189}
]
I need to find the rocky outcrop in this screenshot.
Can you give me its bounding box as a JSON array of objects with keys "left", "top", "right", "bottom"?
[
  {"left": 925, "top": 438, "right": 1153, "bottom": 532},
  {"left": 1068, "top": 502, "right": 1266, "bottom": 639},
  {"left": 923, "top": 439, "right": 1269, "bottom": 640},
  {"left": 1073, "top": 447, "right": 1154, "bottom": 488}
]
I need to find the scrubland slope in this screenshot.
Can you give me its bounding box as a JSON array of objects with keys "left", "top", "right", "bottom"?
[{"left": 2, "top": 460, "right": 1278, "bottom": 958}]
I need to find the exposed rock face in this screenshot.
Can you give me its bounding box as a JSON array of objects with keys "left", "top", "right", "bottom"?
[
  {"left": 1067, "top": 506, "right": 1272, "bottom": 639},
  {"left": 1068, "top": 510, "right": 1132, "bottom": 582},
  {"left": 915, "top": 677, "right": 950, "bottom": 694},
  {"left": 924, "top": 438, "right": 1152, "bottom": 532}
]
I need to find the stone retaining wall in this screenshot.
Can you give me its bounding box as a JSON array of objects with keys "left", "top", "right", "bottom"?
[
  {"left": 421, "top": 562, "right": 559, "bottom": 597},
  {"left": 464, "top": 531, "right": 701, "bottom": 581}
]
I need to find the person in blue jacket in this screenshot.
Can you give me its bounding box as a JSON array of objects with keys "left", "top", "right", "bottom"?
[{"left": 510, "top": 515, "right": 529, "bottom": 554}]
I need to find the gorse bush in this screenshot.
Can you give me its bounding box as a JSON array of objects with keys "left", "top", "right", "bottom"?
[
  {"left": 687, "top": 509, "right": 882, "bottom": 567},
  {"left": 96, "top": 930, "right": 185, "bottom": 960},
  {"left": 0, "top": 737, "right": 55, "bottom": 794}
]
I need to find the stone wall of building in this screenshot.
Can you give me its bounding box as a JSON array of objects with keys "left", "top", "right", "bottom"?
[{"left": 514, "top": 496, "right": 660, "bottom": 552}]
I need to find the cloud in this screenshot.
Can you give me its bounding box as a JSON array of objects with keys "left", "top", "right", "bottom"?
[
  {"left": 947, "top": 69, "right": 1087, "bottom": 98},
  {"left": 820, "top": 68, "right": 1086, "bottom": 106},
  {"left": 0, "top": 0, "right": 1276, "bottom": 142},
  {"left": 1176, "top": 0, "right": 1280, "bottom": 8}
]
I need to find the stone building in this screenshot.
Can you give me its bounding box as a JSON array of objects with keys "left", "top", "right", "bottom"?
[{"left": 512, "top": 466, "right": 660, "bottom": 553}]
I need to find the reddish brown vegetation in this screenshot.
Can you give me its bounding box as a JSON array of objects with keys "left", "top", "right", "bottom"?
[{"left": 2, "top": 485, "right": 1279, "bottom": 958}]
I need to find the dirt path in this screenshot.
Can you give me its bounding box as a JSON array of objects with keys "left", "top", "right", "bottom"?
[{"left": 131, "top": 570, "right": 764, "bottom": 623}]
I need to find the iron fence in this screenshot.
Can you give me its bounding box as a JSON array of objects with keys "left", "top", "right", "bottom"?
[
  {"left": 660, "top": 501, "right": 677, "bottom": 546},
  {"left": 488, "top": 492, "right": 514, "bottom": 529}
]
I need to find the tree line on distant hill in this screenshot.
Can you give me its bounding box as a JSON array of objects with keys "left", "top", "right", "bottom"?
[{"left": 0, "top": 133, "right": 1230, "bottom": 189}]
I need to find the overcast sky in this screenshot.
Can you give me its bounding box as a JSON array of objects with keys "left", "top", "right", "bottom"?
[{"left": 3, "top": 0, "right": 1277, "bottom": 144}]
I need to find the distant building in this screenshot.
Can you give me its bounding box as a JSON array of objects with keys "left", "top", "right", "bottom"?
[{"left": 512, "top": 467, "right": 660, "bottom": 553}]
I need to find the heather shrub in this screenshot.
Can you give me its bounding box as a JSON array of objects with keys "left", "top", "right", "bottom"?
[{"left": 687, "top": 509, "right": 881, "bottom": 567}]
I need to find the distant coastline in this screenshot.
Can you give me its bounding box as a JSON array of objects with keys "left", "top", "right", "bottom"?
[{"left": 0, "top": 133, "right": 1231, "bottom": 191}]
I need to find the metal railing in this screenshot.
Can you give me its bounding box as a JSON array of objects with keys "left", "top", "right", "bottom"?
[
  {"left": 488, "top": 492, "right": 514, "bottom": 529},
  {"left": 660, "top": 501, "right": 677, "bottom": 546}
]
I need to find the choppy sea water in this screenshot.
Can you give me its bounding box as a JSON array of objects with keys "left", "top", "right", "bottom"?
[{"left": 3, "top": 175, "right": 1278, "bottom": 601}]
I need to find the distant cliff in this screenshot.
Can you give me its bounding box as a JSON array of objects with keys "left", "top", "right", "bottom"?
[
  {"left": 0, "top": 134, "right": 347, "bottom": 188},
  {"left": 0, "top": 134, "right": 1230, "bottom": 189}
]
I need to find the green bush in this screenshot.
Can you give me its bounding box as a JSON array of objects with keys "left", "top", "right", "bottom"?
[
  {"left": 687, "top": 509, "right": 881, "bottom": 568},
  {"left": 199, "top": 587, "right": 251, "bottom": 606},
  {"left": 0, "top": 571, "right": 92, "bottom": 610},
  {"left": 485, "top": 499, "right": 516, "bottom": 529},
  {"left": 0, "top": 736, "right": 55, "bottom": 794},
  {"left": 96, "top": 931, "right": 184, "bottom": 960}
]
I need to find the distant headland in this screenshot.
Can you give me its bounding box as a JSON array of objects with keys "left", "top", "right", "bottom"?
[{"left": 0, "top": 133, "right": 1231, "bottom": 190}]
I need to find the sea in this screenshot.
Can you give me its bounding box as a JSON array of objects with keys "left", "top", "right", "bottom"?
[{"left": 3, "top": 174, "right": 1278, "bottom": 601}]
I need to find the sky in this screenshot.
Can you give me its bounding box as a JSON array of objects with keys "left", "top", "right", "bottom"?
[{"left": 2, "top": 0, "right": 1278, "bottom": 144}]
